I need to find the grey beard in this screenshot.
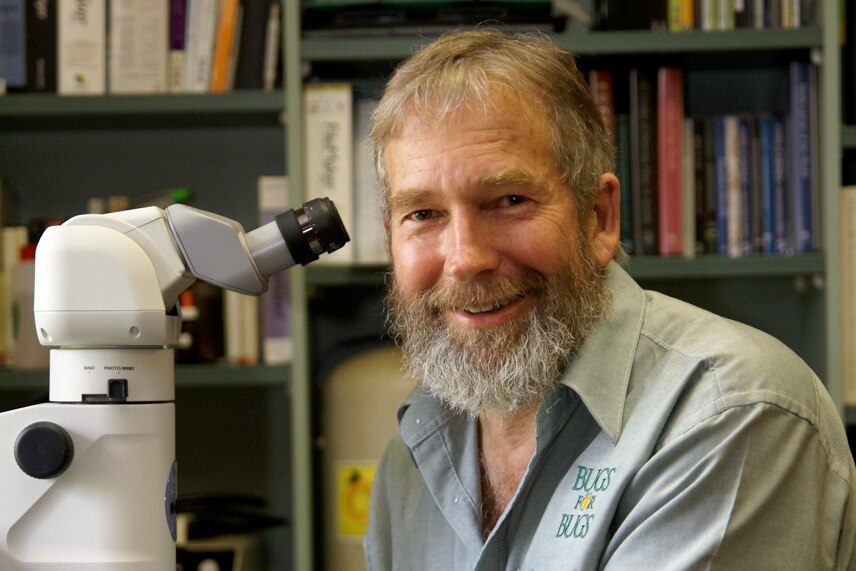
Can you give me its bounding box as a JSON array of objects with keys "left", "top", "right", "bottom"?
[{"left": 386, "top": 253, "right": 611, "bottom": 417}]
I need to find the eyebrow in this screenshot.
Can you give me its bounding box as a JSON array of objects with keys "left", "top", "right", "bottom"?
[
  {"left": 388, "top": 188, "right": 434, "bottom": 215},
  {"left": 476, "top": 167, "right": 537, "bottom": 188}
]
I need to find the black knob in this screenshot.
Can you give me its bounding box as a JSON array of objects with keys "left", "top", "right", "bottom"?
[{"left": 15, "top": 422, "right": 74, "bottom": 479}]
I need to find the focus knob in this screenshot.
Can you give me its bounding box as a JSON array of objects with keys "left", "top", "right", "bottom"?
[{"left": 15, "top": 422, "right": 74, "bottom": 479}]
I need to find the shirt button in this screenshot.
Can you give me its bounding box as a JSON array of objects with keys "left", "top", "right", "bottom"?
[{"left": 415, "top": 418, "right": 421, "bottom": 425}]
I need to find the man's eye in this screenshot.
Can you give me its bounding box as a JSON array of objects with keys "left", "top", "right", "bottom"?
[
  {"left": 501, "top": 195, "right": 527, "bottom": 207},
  {"left": 407, "top": 209, "right": 435, "bottom": 222}
]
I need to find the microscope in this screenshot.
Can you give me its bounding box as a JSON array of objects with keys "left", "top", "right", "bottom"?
[{"left": 0, "top": 198, "right": 349, "bottom": 570}]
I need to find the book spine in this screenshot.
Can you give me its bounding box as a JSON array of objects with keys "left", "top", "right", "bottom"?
[
  {"left": 233, "top": 0, "right": 268, "bottom": 89},
  {"left": 617, "top": 114, "right": 634, "bottom": 255},
  {"left": 656, "top": 67, "right": 683, "bottom": 256},
  {"left": 772, "top": 114, "right": 789, "bottom": 253},
  {"left": 169, "top": 0, "right": 187, "bottom": 92},
  {"left": 258, "top": 175, "right": 292, "bottom": 365},
  {"left": 759, "top": 115, "right": 775, "bottom": 253},
  {"left": 58, "top": 0, "right": 106, "bottom": 95},
  {"left": 737, "top": 115, "right": 754, "bottom": 255},
  {"left": 724, "top": 115, "right": 742, "bottom": 258},
  {"left": 108, "top": 0, "right": 169, "bottom": 94},
  {"left": 354, "top": 97, "right": 389, "bottom": 265},
  {"left": 714, "top": 116, "right": 729, "bottom": 255},
  {"left": 788, "top": 60, "right": 814, "bottom": 252},
  {"left": 25, "top": 0, "right": 57, "bottom": 92},
  {"left": 0, "top": 0, "right": 25, "bottom": 91},
  {"left": 304, "top": 83, "right": 355, "bottom": 264},
  {"left": 209, "top": 0, "right": 239, "bottom": 92},
  {"left": 262, "top": 1, "right": 280, "bottom": 91},
  {"left": 629, "top": 69, "right": 658, "bottom": 255},
  {"left": 700, "top": 117, "right": 718, "bottom": 253},
  {"left": 184, "top": 0, "right": 218, "bottom": 93},
  {"left": 588, "top": 69, "right": 615, "bottom": 139},
  {"left": 681, "top": 117, "right": 696, "bottom": 257}
]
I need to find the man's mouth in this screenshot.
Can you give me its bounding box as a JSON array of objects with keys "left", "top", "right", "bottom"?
[{"left": 460, "top": 293, "right": 527, "bottom": 315}]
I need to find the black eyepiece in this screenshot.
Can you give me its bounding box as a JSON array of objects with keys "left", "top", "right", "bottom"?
[{"left": 275, "top": 197, "right": 351, "bottom": 266}]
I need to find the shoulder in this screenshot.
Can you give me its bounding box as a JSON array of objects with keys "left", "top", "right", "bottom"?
[{"left": 636, "top": 291, "right": 846, "bottom": 466}]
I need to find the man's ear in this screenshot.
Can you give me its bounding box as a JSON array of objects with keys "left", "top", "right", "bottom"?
[{"left": 590, "top": 173, "right": 621, "bottom": 269}]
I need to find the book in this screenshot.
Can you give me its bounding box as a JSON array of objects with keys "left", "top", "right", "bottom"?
[
  {"left": 616, "top": 113, "right": 634, "bottom": 254},
  {"left": 262, "top": 1, "right": 280, "bottom": 91},
  {"left": 788, "top": 60, "right": 816, "bottom": 252},
  {"left": 772, "top": 114, "right": 789, "bottom": 254},
  {"left": 723, "top": 115, "right": 742, "bottom": 258},
  {"left": 233, "top": 0, "right": 270, "bottom": 89},
  {"left": 58, "top": 0, "right": 105, "bottom": 95},
  {"left": 258, "top": 175, "right": 292, "bottom": 364},
  {"left": 209, "top": 0, "right": 240, "bottom": 92},
  {"left": 629, "top": 68, "right": 658, "bottom": 255},
  {"left": 713, "top": 116, "right": 728, "bottom": 256},
  {"left": 0, "top": 0, "right": 25, "bottom": 91},
  {"left": 25, "top": 0, "right": 57, "bottom": 93},
  {"left": 737, "top": 115, "right": 755, "bottom": 255},
  {"left": 681, "top": 117, "right": 695, "bottom": 257},
  {"left": 842, "top": 185, "right": 856, "bottom": 405},
  {"left": 656, "top": 67, "right": 684, "bottom": 256},
  {"left": 304, "top": 83, "right": 354, "bottom": 264},
  {"left": 588, "top": 70, "right": 615, "bottom": 140},
  {"left": 693, "top": 117, "right": 718, "bottom": 254},
  {"left": 168, "top": 0, "right": 187, "bottom": 92},
  {"left": 184, "top": 0, "right": 219, "bottom": 93},
  {"left": 353, "top": 97, "right": 389, "bottom": 265},
  {"left": 108, "top": 0, "right": 169, "bottom": 94},
  {"left": 758, "top": 114, "right": 776, "bottom": 253}
]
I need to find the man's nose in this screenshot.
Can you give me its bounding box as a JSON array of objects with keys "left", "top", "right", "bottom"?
[{"left": 443, "top": 212, "right": 500, "bottom": 281}]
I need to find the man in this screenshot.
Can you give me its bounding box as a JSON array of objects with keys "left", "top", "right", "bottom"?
[{"left": 364, "top": 30, "right": 856, "bottom": 569}]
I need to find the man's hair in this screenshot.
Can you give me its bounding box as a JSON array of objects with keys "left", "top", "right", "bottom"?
[{"left": 369, "top": 29, "right": 617, "bottom": 230}]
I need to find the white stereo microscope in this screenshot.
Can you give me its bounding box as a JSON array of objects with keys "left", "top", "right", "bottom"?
[{"left": 0, "top": 198, "right": 349, "bottom": 570}]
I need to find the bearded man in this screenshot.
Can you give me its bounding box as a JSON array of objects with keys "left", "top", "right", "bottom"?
[{"left": 365, "top": 30, "right": 856, "bottom": 570}]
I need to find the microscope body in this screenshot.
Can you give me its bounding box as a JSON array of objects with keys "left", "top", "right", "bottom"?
[{"left": 0, "top": 202, "right": 347, "bottom": 570}]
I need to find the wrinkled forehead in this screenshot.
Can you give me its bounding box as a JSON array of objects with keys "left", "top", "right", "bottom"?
[{"left": 392, "top": 85, "right": 546, "bottom": 139}]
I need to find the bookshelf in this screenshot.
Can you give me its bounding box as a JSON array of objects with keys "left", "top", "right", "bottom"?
[{"left": 0, "top": 2, "right": 845, "bottom": 570}]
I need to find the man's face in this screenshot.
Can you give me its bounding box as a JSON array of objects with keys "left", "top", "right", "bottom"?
[{"left": 384, "top": 95, "right": 611, "bottom": 415}]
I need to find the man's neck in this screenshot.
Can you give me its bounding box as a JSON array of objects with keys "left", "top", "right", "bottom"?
[{"left": 478, "top": 405, "right": 538, "bottom": 539}]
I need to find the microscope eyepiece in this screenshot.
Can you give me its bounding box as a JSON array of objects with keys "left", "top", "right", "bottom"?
[{"left": 275, "top": 197, "right": 350, "bottom": 266}]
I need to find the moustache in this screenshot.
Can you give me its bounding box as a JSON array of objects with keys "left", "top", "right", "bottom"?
[{"left": 418, "top": 271, "right": 546, "bottom": 313}]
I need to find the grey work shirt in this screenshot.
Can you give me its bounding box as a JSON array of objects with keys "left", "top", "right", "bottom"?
[{"left": 365, "top": 262, "right": 856, "bottom": 570}]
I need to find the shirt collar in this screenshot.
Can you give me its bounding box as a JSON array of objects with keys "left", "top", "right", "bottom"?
[
  {"left": 558, "top": 261, "right": 645, "bottom": 442},
  {"left": 397, "top": 261, "right": 645, "bottom": 445}
]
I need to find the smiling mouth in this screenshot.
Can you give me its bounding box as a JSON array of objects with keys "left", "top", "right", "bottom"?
[{"left": 460, "top": 293, "right": 527, "bottom": 315}]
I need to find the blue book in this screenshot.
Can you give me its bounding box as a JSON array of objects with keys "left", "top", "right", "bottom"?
[
  {"left": 0, "top": 0, "right": 25, "bottom": 90},
  {"left": 773, "top": 116, "right": 789, "bottom": 254},
  {"left": 788, "top": 60, "right": 815, "bottom": 253}
]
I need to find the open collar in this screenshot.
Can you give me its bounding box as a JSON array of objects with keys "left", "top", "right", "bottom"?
[{"left": 558, "top": 261, "right": 645, "bottom": 442}]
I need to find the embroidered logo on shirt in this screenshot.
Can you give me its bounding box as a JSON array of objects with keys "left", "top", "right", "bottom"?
[{"left": 555, "top": 464, "right": 616, "bottom": 540}]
